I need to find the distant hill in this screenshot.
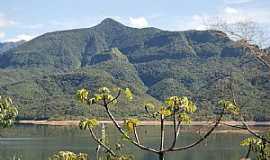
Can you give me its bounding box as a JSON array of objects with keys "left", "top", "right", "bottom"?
[
  {"left": 0, "top": 18, "right": 269, "bottom": 120},
  {"left": 0, "top": 41, "right": 25, "bottom": 54}
]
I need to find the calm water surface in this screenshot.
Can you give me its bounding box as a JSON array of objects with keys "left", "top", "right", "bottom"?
[{"left": 0, "top": 124, "right": 251, "bottom": 160}]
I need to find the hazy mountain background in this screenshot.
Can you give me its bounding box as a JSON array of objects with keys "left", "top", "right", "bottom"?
[
  {"left": 0, "top": 41, "right": 25, "bottom": 54},
  {"left": 0, "top": 18, "right": 269, "bottom": 120}
]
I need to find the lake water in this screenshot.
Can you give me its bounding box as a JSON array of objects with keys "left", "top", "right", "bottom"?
[{"left": 0, "top": 124, "right": 253, "bottom": 160}]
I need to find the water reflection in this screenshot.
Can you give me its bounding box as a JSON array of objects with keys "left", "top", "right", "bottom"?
[{"left": 0, "top": 124, "right": 253, "bottom": 160}]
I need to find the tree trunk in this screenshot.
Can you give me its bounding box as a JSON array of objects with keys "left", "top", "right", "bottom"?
[
  {"left": 160, "top": 115, "right": 165, "bottom": 151},
  {"left": 159, "top": 115, "right": 165, "bottom": 160},
  {"left": 159, "top": 152, "right": 165, "bottom": 160}
]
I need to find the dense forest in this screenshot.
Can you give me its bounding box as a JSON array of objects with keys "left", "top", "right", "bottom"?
[{"left": 0, "top": 18, "right": 269, "bottom": 120}]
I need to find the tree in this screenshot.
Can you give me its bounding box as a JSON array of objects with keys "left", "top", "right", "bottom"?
[
  {"left": 76, "top": 87, "right": 238, "bottom": 160},
  {"left": 240, "top": 136, "right": 270, "bottom": 160},
  {"left": 0, "top": 96, "right": 18, "bottom": 128},
  {"left": 49, "top": 151, "right": 88, "bottom": 160},
  {"left": 0, "top": 96, "right": 18, "bottom": 159}
]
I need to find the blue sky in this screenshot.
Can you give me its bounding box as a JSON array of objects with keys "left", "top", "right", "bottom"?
[{"left": 0, "top": 0, "right": 269, "bottom": 42}]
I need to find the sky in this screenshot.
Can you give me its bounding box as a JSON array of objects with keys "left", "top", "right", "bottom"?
[{"left": 0, "top": 0, "right": 270, "bottom": 43}]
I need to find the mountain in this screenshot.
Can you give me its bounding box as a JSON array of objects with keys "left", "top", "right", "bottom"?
[
  {"left": 0, "top": 41, "right": 25, "bottom": 54},
  {"left": 0, "top": 18, "right": 269, "bottom": 120}
]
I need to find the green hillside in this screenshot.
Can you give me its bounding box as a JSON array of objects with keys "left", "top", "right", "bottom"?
[{"left": 0, "top": 18, "right": 269, "bottom": 120}]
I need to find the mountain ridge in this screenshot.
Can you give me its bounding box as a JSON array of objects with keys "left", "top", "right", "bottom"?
[
  {"left": 0, "top": 18, "right": 269, "bottom": 120},
  {"left": 0, "top": 18, "right": 232, "bottom": 69}
]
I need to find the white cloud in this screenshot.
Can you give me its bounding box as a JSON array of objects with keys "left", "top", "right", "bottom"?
[
  {"left": 4, "top": 34, "right": 37, "bottom": 42},
  {"left": 0, "top": 32, "right": 5, "bottom": 38},
  {"left": 129, "top": 17, "right": 149, "bottom": 28},
  {"left": 219, "top": 7, "right": 270, "bottom": 25},
  {"left": 180, "top": 6, "right": 270, "bottom": 47},
  {"left": 176, "top": 15, "right": 208, "bottom": 31},
  {"left": 224, "top": 7, "right": 238, "bottom": 14},
  {"left": 0, "top": 15, "right": 15, "bottom": 28},
  {"left": 177, "top": 4, "right": 270, "bottom": 31},
  {"left": 224, "top": 0, "right": 255, "bottom": 4}
]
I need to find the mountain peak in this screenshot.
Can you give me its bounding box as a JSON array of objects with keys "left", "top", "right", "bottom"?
[{"left": 96, "top": 18, "right": 126, "bottom": 29}]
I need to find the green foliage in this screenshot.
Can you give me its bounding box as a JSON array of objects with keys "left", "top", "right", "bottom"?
[
  {"left": 79, "top": 118, "right": 99, "bottom": 130},
  {"left": 145, "top": 96, "right": 196, "bottom": 123},
  {"left": 240, "top": 137, "right": 263, "bottom": 146},
  {"left": 48, "top": 151, "right": 88, "bottom": 160},
  {"left": 77, "top": 87, "right": 133, "bottom": 107},
  {"left": 241, "top": 137, "right": 270, "bottom": 160},
  {"left": 158, "top": 106, "right": 172, "bottom": 117},
  {"left": 0, "top": 68, "right": 156, "bottom": 120},
  {"left": 178, "top": 113, "right": 192, "bottom": 124},
  {"left": 165, "top": 96, "right": 197, "bottom": 113},
  {"left": 218, "top": 100, "right": 240, "bottom": 115},
  {"left": 76, "top": 89, "right": 89, "bottom": 103},
  {"left": 123, "top": 118, "right": 140, "bottom": 133},
  {"left": 124, "top": 88, "right": 133, "bottom": 101},
  {"left": 0, "top": 96, "right": 18, "bottom": 127}
]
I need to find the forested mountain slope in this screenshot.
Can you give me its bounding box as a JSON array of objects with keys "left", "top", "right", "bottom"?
[{"left": 0, "top": 18, "right": 269, "bottom": 120}]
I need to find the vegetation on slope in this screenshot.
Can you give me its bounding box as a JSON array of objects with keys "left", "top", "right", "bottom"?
[{"left": 0, "top": 18, "right": 269, "bottom": 120}]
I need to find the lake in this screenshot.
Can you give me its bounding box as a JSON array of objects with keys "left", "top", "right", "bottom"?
[{"left": 0, "top": 124, "right": 253, "bottom": 160}]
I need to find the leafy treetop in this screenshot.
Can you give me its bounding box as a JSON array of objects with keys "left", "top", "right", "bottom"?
[
  {"left": 0, "top": 96, "right": 18, "bottom": 128},
  {"left": 49, "top": 151, "right": 88, "bottom": 160}
]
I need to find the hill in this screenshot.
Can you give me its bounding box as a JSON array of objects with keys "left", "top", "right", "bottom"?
[
  {"left": 0, "top": 41, "right": 25, "bottom": 54},
  {"left": 0, "top": 18, "right": 269, "bottom": 120}
]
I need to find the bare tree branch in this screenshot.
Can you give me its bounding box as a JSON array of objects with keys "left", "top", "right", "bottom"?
[
  {"left": 144, "top": 105, "right": 157, "bottom": 118},
  {"left": 88, "top": 127, "right": 116, "bottom": 156},
  {"left": 133, "top": 126, "right": 141, "bottom": 144},
  {"left": 165, "top": 110, "right": 224, "bottom": 152},
  {"left": 220, "top": 122, "right": 247, "bottom": 130},
  {"left": 104, "top": 104, "right": 159, "bottom": 153},
  {"left": 107, "top": 89, "right": 122, "bottom": 105},
  {"left": 245, "top": 143, "right": 252, "bottom": 159},
  {"left": 175, "top": 121, "right": 182, "bottom": 139},
  {"left": 241, "top": 119, "right": 270, "bottom": 144},
  {"left": 169, "top": 111, "right": 182, "bottom": 149}
]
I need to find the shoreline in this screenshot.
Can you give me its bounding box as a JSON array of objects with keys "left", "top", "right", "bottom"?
[
  {"left": 16, "top": 120, "right": 270, "bottom": 134},
  {"left": 17, "top": 120, "right": 270, "bottom": 126}
]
